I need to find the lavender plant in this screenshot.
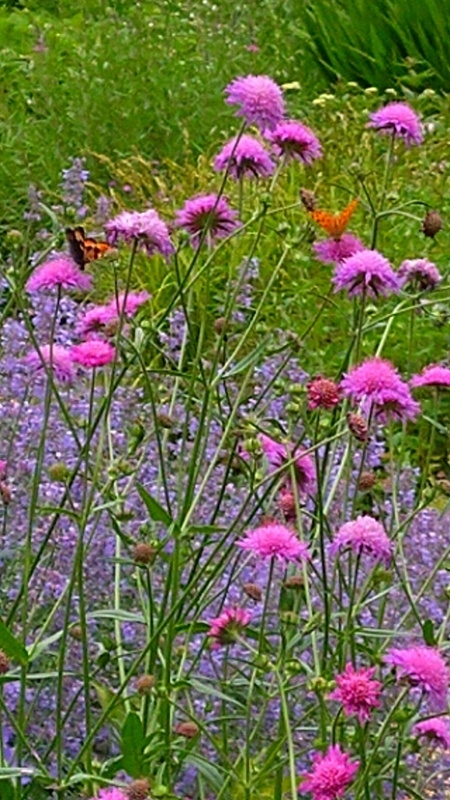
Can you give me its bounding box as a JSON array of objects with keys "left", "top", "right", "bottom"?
[{"left": 0, "top": 75, "right": 449, "bottom": 800}]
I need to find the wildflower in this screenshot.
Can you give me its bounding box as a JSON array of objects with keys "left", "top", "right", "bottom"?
[
  {"left": 105, "top": 209, "right": 174, "bottom": 260},
  {"left": 70, "top": 340, "right": 116, "bottom": 368},
  {"left": 368, "top": 101, "right": 423, "bottom": 146},
  {"left": 411, "top": 364, "right": 450, "bottom": 389},
  {"left": 331, "top": 515, "right": 392, "bottom": 565},
  {"left": 61, "top": 156, "right": 89, "bottom": 217},
  {"left": 329, "top": 663, "right": 382, "bottom": 723},
  {"left": 175, "top": 193, "right": 241, "bottom": 248},
  {"left": 89, "top": 790, "right": 128, "bottom": 800},
  {"left": 259, "top": 433, "right": 316, "bottom": 495},
  {"left": 78, "top": 291, "right": 150, "bottom": 336},
  {"left": 108, "top": 290, "right": 150, "bottom": 317},
  {"left": 214, "top": 134, "right": 275, "bottom": 180},
  {"left": 26, "top": 255, "right": 92, "bottom": 293},
  {"left": 237, "top": 522, "right": 310, "bottom": 564},
  {"left": 267, "top": 120, "right": 322, "bottom": 164},
  {"left": 346, "top": 412, "right": 369, "bottom": 441},
  {"left": 0, "top": 461, "right": 7, "bottom": 481},
  {"left": 398, "top": 258, "right": 442, "bottom": 291},
  {"left": 224, "top": 74, "right": 285, "bottom": 132},
  {"left": 132, "top": 542, "right": 156, "bottom": 566},
  {"left": 307, "top": 376, "right": 341, "bottom": 410},
  {"left": 24, "top": 344, "right": 75, "bottom": 383},
  {"left": 421, "top": 209, "right": 443, "bottom": 238},
  {"left": 127, "top": 779, "right": 151, "bottom": 800},
  {"left": 174, "top": 721, "right": 200, "bottom": 738},
  {"left": 413, "top": 717, "right": 450, "bottom": 749},
  {"left": 341, "top": 357, "right": 420, "bottom": 423},
  {"left": 207, "top": 607, "right": 251, "bottom": 648},
  {"left": 299, "top": 744, "right": 359, "bottom": 800},
  {"left": 313, "top": 233, "right": 365, "bottom": 265},
  {"left": 332, "top": 249, "right": 399, "bottom": 298},
  {"left": 385, "top": 645, "right": 450, "bottom": 709}
]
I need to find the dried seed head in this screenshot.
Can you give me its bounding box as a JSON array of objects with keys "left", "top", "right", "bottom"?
[
  {"left": 157, "top": 413, "right": 173, "bottom": 429},
  {"left": 278, "top": 489, "right": 296, "bottom": 521},
  {"left": 243, "top": 582, "right": 263, "bottom": 602},
  {"left": 347, "top": 412, "right": 369, "bottom": 442},
  {"left": 300, "top": 188, "right": 317, "bottom": 212},
  {"left": 133, "top": 543, "right": 156, "bottom": 566},
  {"left": 421, "top": 210, "right": 443, "bottom": 238},
  {"left": 0, "top": 650, "right": 10, "bottom": 674},
  {"left": 284, "top": 575, "right": 304, "bottom": 590},
  {"left": 174, "top": 721, "right": 200, "bottom": 738},
  {"left": 0, "top": 482, "right": 12, "bottom": 505},
  {"left": 358, "top": 471, "right": 377, "bottom": 491},
  {"left": 136, "top": 674, "right": 155, "bottom": 695},
  {"left": 127, "top": 778, "right": 151, "bottom": 800},
  {"left": 214, "top": 317, "right": 228, "bottom": 335},
  {"left": 69, "top": 625, "right": 83, "bottom": 641}
]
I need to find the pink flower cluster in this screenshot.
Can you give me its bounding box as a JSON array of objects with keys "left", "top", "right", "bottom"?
[{"left": 341, "top": 357, "right": 420, "bottom": 424}]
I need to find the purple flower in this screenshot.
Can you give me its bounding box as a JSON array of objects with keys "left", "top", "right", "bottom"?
[
  {"left": 24, "top": 344, "right": 75, "bottom": 383},
  {"left": 313, "top": 233, "right": 365, "bottom": 265},
  {"left": 332, "top": 249, "right": 399, "bottom": 298},
  {"left": 267, "top": 120, "right": 322, "bottom": 164},
  {"left": 331, "top": 515, "right": 393, "bottom": 565},
  {"left": 341, "top": 357, "right": 420, "bottom": 423},
  {"left": 411, "top": 364, "right": 450, "bottom": 390},
  {"left": 105, "top": 209, "right": 174, "bottom": 260},
  {"left": 413, "top": 717, "right": 450, "bottom": 749},
  {"left": 26, "top": 255, "right": 92, "bottom": 293},
  {"left": 175, "top": 193, "right": 241, "bottom": 248},
  {"left": 385, "top": 645, "right": 449, "bottom": 709},
  {"left": 237, "top": 522, "right": 310, "bottom": 564},
  {"left": 368, "top": 101, "right": 423, "bottom": 147},
  {"left": 329, "top": 663, "right": 382, "bottom": 723},
  {"left": 225, "top": 74, "right": 285, "bottom": 132},
  {"left": 214, "top": 135, "right": 275, "bottom": 180},
  {"left": 398, "top": 258, "right": 442, "bottom": 291},
  {"left": 61, "top": 157, "right": 89, "bottom": 217},
  {"left": 259, "top": 433, "right": 316, "bottom": 495},
  {"left": 299, "top": 744, "right": 359, "bottom": 800},
  {"left": 70, "top": 340, "right": 116, "bottom": 368}
]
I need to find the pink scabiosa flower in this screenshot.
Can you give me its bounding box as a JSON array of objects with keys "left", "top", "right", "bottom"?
[
  {"left": 368, "top": 101, "right": 423, "bottom": 147},
  {"left": 70, "top": 340, "right": 116, "bottom": 368},
  {"left": 267, "top": 120, "right": 322, "bottom": 164},
  {"left": 175, "top": 193, "right": 241, "bottom": 248},
  {"left": 207, "top": 607, "right": 251, "bottom": 649},
  {"left": 307, "top": 376, "right": 341, "bottom": 410},
  {"left": 313, "top": 233, "right": 365, "bottom": 266},
  {"left": 214, "top": 134, "right": 275, "bottom": 180},
  {"left": 105, "top": 209, "right": 174, "bottom": 260},
  {"left": 259, "top": 433, "right": 316, "bottom": 495},
  {"left": 411, "top": 364, "right": 450, "bottom": 390},
  {"left": 341, "top": 356, "right": 420, "bottom": 423},
  {"left": 0, "top": 461, "right": 7, "bottom": 481},
  {"left": 24, "top": 344, "right": 75, "bottom": 383},
  {"left": 78, "top": 291, "right": 150, "bottom": 336},
  {"left": 332, "top": 248, "right": 399, "bottom": 298},
  {"left": 331, "top": 515, "right": 392, "bottom": 565},
  {"left": 89, "top": 789, "right": 128, "bottom": 800},
  {"left": 299, "top": 744, "right": 359, "bottom": 800},
  {"left": 225, "top": 74, "right": 285, "bottom": 132},
  {"left": 26, "top": 255, "right": 92, "bottom": 293},
  {"left": 329, "top": 663, "right": 382, "bottom": 723},
  {"left": 385, "top": 645, "right": 450, "bottom": 710},
  {"left": 237, "top": 522, "right": 310, "bottom": 564},
  {"left": 413, "top": 717, "right": 450, "bottom": 749},
  {"left": 398, "top": 258, "right": 442, "bottom": 291}
]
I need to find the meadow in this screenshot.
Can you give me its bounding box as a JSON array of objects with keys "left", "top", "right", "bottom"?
[{"left": 0, "top": 2, "right": 450, "bottom": 800}]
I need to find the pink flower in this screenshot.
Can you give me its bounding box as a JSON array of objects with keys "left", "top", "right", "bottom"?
[
  {"left": 332, "top": 249, "right": 399, "bottom": 298},
  {"left": 175, "top": 193, "right": 241, "bottom": 248},
  {"left": 237, "top": 522, "right": 310, "bottom": 563},
  {"left": 307, "top": 377, "right": 341, "bottom": 410},
  {"left": 413, "top": 717, "right": 450, "bottom": 749},
  {"left": 267, "top": 120, "right": 322, "bottom": 164},
  {"left": 331, "top": 515, "right": 392, "bottom": 565},
  {"left": 0, "top": 461, "right": 7, "bottom": 481},
  {"left": 368, "top": 101, "right": 423, "bottom": 147},
  {"left": 398, "top": 258, "right": 441, "bottom": 291},
  {"left": 78, "top": 291, "right": 150, "bottom": 336},
  {"left": 70, "top": 340, "right": 116, "bottom": 368},
  {"left": 313, "top": 234, "right": 365, "bottom": 265},
  {"left": 24, "top": 344, "right": 75, "bottom": 383},
  {"left": 385, "top": 645, "right": 450, "bottom": 709},
  {"left": 207, "top": 607, "right": 251, "bottom": 648},
  {"left": 225, "top": 74, "right": 285, "bottom": 132},
  {"left": 105, "top": 209, "right": 174, "bottom": 260},
  {"left": 341, "top": 356, "right": 420, "bottom": 423},
  {"left": 214, "top": 134, "right": 275, "bottom": 180},
  {"left": 329, "top": 663, "right": 382, "bottom": 723},
  {"left": 90, "top": 790, "right": 128, "bottom": 800},
  {"left": 26, "top": 255, "right": 92, "bottom": 293},
  {"left": 259, "top": 433, "right": 316, "bottom": 495},
  {"left": 108, "top": 290, "right": 150, "bottom": 316},
  {"left": 299, "top": 744, "right": 359, "bottom": 800},
  {"left": 411, "top": 364, "right": 450, "bottom": 389}
]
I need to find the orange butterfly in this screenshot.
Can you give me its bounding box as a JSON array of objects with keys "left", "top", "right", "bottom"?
[
  {"left": 309, "top": 198, "right": 358, "bottom": 239},
  {"left": 66, "top": 226, "right": 115, "bottom": 270}
]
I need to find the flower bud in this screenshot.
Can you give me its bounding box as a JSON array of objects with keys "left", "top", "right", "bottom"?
[
  {"left": 421, "top": 210, "right": 443, "bottom": 238},
  {"left": 133, "top": 543, "right": 156, "bottom": 566},
  {"left": 136, "top": 674, "right": 155, "bottom": 695},
  {"left": 243, "top": 582, "right": 262, "bottom": 602},
  {"left": 127, "top": 778, "right": 151, "bottom": 800},
  {"left": 174, "top": 721, "right": 200, "bottom": 738}
]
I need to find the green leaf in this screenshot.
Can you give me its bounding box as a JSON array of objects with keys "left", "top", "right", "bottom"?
[
  {"left": 0, "top": 620, "right": 28, "bottom": 665},
  {"left": 422, "top": 618, "right": 436, "bottom": 646},
  {"left": 137, "top": 483, "right": 173, "bottom": 527},
  {"left": 121, "top": 711, "right": 144, "bottom": 779}
]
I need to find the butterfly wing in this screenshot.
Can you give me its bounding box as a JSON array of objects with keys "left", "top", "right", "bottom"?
[
  {"left": 309, "top": 199, "right": 358, "bottom": 238},
  {"left": 66, "top": 227, "right": 114, "bottom": 270}
]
